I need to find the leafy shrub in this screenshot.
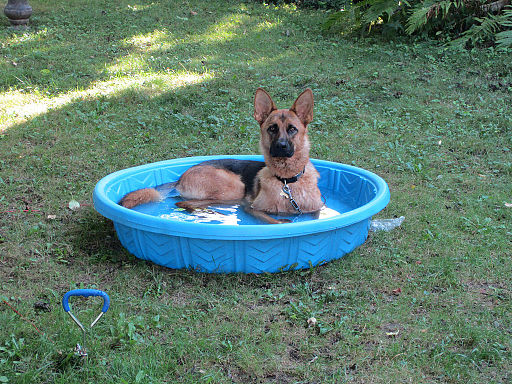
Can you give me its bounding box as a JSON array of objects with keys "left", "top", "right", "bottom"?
[
  {"left": 299, "top": 0, "right": 350, "bottom": 8},
  {"left": 321, "top": 0, "right": 512, "bottom": 48},
  {"left": 323, "top": 0, "right": 410, "bottom": 36},
  {"left": 447, "top": 5, "right": 512, "bottom": 47},
  {"left": 254, "top": 0, "right": 350, "bottom": 9}
]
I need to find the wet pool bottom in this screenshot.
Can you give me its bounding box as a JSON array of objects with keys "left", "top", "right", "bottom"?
[{"left": 131, "top": 189, "right": 352, "bottom": 225}]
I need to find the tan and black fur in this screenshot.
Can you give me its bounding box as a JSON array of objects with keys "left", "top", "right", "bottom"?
[{"left": 120, "top": 88, "right": 324, "bottom": 224}]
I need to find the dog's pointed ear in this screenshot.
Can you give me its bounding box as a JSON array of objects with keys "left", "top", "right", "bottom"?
[
  {"left": 290, "top": 88, "right": 314, "bottom": 126},
  {"left": 254, "top": 88, "right": 277, "bottom": 125}
]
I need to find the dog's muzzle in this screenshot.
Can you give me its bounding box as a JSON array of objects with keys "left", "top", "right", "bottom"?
[{"left": 270, "top": 138, "right": 294, "bottom": 158}]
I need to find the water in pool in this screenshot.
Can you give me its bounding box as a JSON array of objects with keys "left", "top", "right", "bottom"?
[{"left": 131, "top": 188, "right": 356, "bottom": 225}]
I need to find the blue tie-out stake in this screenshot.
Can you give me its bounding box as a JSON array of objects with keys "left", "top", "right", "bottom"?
[{"left": 62, "top": 289, "right": 110, "bottom": 357}]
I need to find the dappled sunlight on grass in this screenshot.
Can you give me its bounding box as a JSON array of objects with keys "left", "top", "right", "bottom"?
[
  {"left": 0, "top": 92, "right": 46, "bottom": 130},
  {"left": 255, "top": 19, "right": 283, "bottom": 33},
  {"left": 112, "top": 13, "right": 268, "bottom": 76},
  {"left": 193, "top": 12, "right": 286, "bottom": 46},
  {"left": 1, "top": 28, "right": 50, "bottom": 45},
  {"left": 123, "top": 11, "right": 273, "bottom": 50},
  {"left": 126, "top": 29, "right": 177, "bottom": 53},
  {"left": 0, "top": 6, "right": 287, "bottom": 133},
  {"left": 197, "top": 13, "right": 253, "bottom": 43},
  {"left": 0, "top": 70, "right": 212, "bottom": 132},
  {"left": 126, "top": 2, "right": 156, "bottom": 12},
  {"left": 105, "top": 13, "right": 285, "bottom": 84}
]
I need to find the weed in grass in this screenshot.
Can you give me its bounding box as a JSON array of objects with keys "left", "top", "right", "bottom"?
[{"left": 109, "top": 312, "right": 150, "bottom": 348}]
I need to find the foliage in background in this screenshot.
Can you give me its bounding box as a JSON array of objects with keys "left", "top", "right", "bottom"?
[
  {"left": 452, "top": 4, "right": 512, "bottom": 48},
  {"left": 319, "top": 0, "right": 512, "bottom": 48},
  {"left": 255, "top": 0, "right": 350, "bottom": 9}
]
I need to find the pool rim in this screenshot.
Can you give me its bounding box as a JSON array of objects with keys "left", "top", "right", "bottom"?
[{"left": 93, "top": 155, "right": 390, "bottom": 240}]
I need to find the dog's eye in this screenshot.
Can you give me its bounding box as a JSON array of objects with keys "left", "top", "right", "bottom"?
[
  {"left": 287, "top": 125, "right": 297, "bottom": 134},
  {"left": 267, "top": 124, "right": 278, "bottom": 134}
]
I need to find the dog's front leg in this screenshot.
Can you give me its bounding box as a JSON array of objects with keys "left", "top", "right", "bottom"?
[
  {"left": 244, "top": 206, "right": 291, "bottom": 224},
  {"left": 175, "top": 199, "right": 241, "bottom": 214}
]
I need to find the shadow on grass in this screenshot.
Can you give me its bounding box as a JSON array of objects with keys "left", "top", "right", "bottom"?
[{"left": 0, "top": 0, "right": 304, "bottom": 97}]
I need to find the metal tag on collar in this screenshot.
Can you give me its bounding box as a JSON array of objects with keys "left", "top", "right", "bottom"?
[
  {"left": 282, "top": 183, "right": 292, "bottom": 199},
  {"left": 282, "top": 181, "right": 302, "bottom": 214}
]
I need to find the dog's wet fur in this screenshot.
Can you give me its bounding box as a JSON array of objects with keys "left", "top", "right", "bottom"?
[{"left": 120, "top": 88, "right": 324, "bottom": 224}]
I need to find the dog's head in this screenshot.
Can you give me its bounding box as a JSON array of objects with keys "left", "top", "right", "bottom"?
[{"left": 254, "top": 88, "right": 314, "bottom": 159}]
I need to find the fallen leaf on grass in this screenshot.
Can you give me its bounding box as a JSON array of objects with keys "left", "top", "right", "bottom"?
[
  {"left": 386, "top": 329, "right": 400, "bottom": 337},
  {"left": 68, "top": 200, "right": 80, "bottom": 210},
  {"left": 392, "top": 288, "right": 402, "bottom": 296},
  {"left": 307, "top": 317, "right": 317, "bottom": 327}
]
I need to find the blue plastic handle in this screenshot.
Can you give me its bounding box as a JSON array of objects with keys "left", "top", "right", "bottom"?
[{"left": 62, "top": 289, "right": 110, "bottom": 313}]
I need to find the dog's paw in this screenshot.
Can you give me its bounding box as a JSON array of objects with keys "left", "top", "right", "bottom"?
[
  {"left": 275, "top": 218, "right": 292, "bottom": 224},
  {"left": 120, "top": 188, "right": 161, "bottom": 209},
  {"left": 120, "top": 198, "right": 137, "bottom": 209},
  {"left": 175, "top": 200, "right": 211, "bottom": 212},
  {"left": 175, "top": 201, "right": 193, "bottom": 211}
]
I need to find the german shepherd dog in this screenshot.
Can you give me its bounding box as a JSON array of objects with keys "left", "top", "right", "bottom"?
[{"left": 120, "top": 88, "right": 324, "bottom": 224}]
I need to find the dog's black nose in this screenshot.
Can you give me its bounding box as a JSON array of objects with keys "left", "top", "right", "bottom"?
[
  {"left": 276, "top": 138, "right": 288, "bottom": 149},
  {"left": 270, "top": 138, "right": 294, "bottom": 158}
]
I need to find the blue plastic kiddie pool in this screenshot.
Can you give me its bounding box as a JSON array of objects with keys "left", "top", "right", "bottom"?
[{"left": 93, "top": 156, "right": 390, "bottom": 273}]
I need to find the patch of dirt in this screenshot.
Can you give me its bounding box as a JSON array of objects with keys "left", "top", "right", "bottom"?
[
  {"left": 34, "top": 300, "right": 52, "bottom": 313},
  {"left": 465, "top": 280, "right": 508, "bottom": 309}
]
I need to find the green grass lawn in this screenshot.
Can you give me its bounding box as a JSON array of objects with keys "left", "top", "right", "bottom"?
[{"left": 1, "top": 0, "right": 511, "bottom": 383}]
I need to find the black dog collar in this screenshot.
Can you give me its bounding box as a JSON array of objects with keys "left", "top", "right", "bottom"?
[{"left": 275, "top": 168, "right": 305, "bottom": 184}]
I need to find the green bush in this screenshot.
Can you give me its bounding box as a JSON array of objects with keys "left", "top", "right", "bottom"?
[
  {"left": 322, "top": 0, "right": 512, "bottom": 48},
  {"left": 451, "top": 4, "right": 512, "bottom": 48},
  {"left": 250, "top": 0, "right": 349, "bottom": 8}
]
